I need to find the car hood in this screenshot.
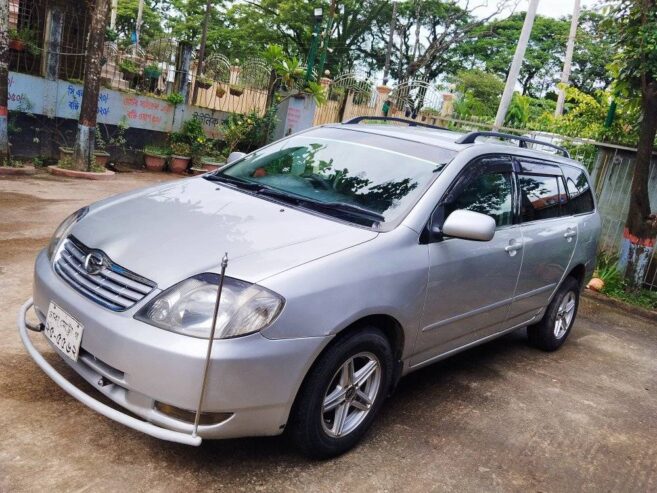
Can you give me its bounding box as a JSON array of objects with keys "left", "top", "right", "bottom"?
[{"left": 72, "top": 177, "right": 377, "bottom": 288}]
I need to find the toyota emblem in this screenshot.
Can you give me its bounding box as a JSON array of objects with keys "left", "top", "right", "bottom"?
[{"left": 83, "top": 252, "right": 105, "bottom": 275}]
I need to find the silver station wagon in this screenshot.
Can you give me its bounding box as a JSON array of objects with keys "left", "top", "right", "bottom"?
[{"left": 19, "top": 117, "right": 601, "bottom": 458}]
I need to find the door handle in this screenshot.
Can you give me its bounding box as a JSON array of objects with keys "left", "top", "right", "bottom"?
[
  {"left": 564, "top": 228, "right": 577, "bottom": 240},
  {"left": 504, "top": 241, "right": 523, "bottom": 256}
]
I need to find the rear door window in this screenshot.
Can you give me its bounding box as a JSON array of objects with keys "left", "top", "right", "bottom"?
[
  {"left": 518, "top": 174, "right": 562, "bottom": 222},
  {"left": 562, "top": 165, "right": 595, "bottom": 214}
]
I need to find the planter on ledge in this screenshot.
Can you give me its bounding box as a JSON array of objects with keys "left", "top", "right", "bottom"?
[
  {"left": 144, "top": 152, "right": 168, "bottom": 172},
  {"left": 94, "top": 151, "right": 111, "bottom": 167},
  {"left": 169, "top": 155, "right": 191, "bottom": 174},
  {"left": 0, "top": 165, "right": 36, "bottom": 176},
  {"left": 201, "top": 157, "right": 225, "bottom": 172},
  {"left": 47, "top": 165, "right": 115, "bottom": 180},
  {"left": 59, "top": 146, "right": 74, "bottom": 161}
]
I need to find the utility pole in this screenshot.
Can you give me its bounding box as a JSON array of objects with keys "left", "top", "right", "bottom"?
[
  {"left": 382, "top": 0, "right": 398, "bottom": 86},
  {"left": 493, "top": 0, "right": 539, "bottom": 130},
  {"left": 133, "top": 0, "right": 144, "bottom": 56},
  {"left": 554, "top": 0, "right": 581, "bottom": 117}
]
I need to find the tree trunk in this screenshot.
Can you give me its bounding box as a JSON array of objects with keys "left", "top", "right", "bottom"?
[
  {"left": 621, "top": 81, "right": 657, "bottom": 287},
  {"left": 0, "top": 0, "right": 9, "bottom": 166},
  {"left": 72, "top": 0, "right": 110, "bottom": 171}
]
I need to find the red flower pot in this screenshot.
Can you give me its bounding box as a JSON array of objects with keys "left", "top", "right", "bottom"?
[
  {"left": 169, "top": 156, "right": 191, "bottom": 174},
  {"left": 144, "top": 153, "right": 167, "bottom": 172}
]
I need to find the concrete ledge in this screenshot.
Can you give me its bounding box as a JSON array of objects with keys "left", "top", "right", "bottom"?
[
  {"left": 0, "top": 165, "right": 37, "bottom": 176},
  {"left": 47, "top": 165, "right": 115, "bottom": 180},
  {"left": 583, "top": 288, "right": 657, "bottom": 323}
]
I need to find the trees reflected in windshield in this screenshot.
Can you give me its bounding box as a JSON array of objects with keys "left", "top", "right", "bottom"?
[{"left": 222, "top": 136, "right": 440, "bottom": 223}]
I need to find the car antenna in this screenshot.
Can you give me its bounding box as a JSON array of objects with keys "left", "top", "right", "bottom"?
[{"left": 192, "top": 252, "right": 229, "bottom": 438}]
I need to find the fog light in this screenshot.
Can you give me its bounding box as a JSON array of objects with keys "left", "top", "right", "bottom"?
[{"left": 154, "top": 402, "right": 233, "bottom": 425}]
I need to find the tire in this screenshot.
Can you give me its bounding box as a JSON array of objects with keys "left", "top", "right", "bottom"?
[
  {"left": 290, "top": 327, "right": 394, "bottom": 459},
  {"left": 527, "top": 276, "right": 580, "bottom": 352}
]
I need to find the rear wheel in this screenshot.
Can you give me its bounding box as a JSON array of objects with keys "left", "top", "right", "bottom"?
[
  {"left": 527, "top": 276, "right": 580, "bottom": 351},
  {"left": 290, "top": 327, "right": 393, "bottom": 459}
]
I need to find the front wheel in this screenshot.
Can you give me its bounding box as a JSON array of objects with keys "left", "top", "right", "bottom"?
[
  {"left": 527, "top": 276, "right": 580, "bottom": 351},
  {"left": 290, "top": 327, "right": 393, "bottom": 459}
]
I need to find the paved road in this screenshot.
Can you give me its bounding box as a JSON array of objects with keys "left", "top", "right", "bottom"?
[{"left": 1, "top": 172, "right": 656, "bottom": 492}]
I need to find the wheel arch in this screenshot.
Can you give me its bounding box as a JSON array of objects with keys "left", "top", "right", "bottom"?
[{"left": 567, "top": 263, "right": 587, "bottom": 289}]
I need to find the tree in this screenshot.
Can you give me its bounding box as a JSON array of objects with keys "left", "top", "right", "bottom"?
[
  {"left": 363, "top": 0, "right": 506, "bottom": 83},
  {"left": 0, "top": 0, "right": 9, "bottom": 166},
  {"left": 607, "top": 0, "right": 657, "bottom": 287},
  {"left": 569, "top": 10, "right": 616, "bottom": 94},
  {"left": 459, "top": 13, "right": 569, "bottom": 97},
  {"left": 115, "top": 0, "right": 165, "bottom": 47},
  {"left": 71, "top": 0, "right": 111, "bottom": 171},
  {"left": 451, "top": 69, "right": 505, "bottom": 118}
]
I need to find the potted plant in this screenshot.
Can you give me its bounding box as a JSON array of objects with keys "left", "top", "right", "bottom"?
[
  {"left": 59, "top": 146, "right": 74, "bottom": 161},
  {"left": 195, "top": 75, "right": 213, "bottom": 90},
  {"left": 200, "top": 155, "right": 225, "bottom": 172},
  {"left": 169, "top": 142, "right": 192, "bottom": 174},
  {"left": 216, "top": 86, "right": 226, "bottom": 98},
  {"left": 119, "top": 59, "right": 140, "bottom": 80},
  {"left": 229, "top": 84, "right": 244, "bottom": 97},
  {"left": 143, "top": 145, "right": 169, "bottom": 172},
  {"left": 94, "top": 126, "right": 111, "bottom": 167},
  {"left": 9, "top": 28, "right": 38, "bottom": 54},
  {"left": 143, "top": 63, "right": 162, "bottom": 80}
]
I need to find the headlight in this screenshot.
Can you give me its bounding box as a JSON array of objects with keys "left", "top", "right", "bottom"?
[
  {"left": 47, "top": 207, "right": 89, "bottom": 260},
  {"left": 135, "top": 273, "right": 284, "bottom": 339}
]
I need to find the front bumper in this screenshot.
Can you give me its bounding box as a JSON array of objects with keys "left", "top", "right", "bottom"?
[{"left": 21, "top": 250, "right": 330, "bottom": 443}]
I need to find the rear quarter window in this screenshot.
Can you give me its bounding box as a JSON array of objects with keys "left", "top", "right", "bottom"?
[{"left": 562, "top": 165, "right": 595, "bottom": 215}]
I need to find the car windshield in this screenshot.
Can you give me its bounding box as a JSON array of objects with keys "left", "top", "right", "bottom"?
[{"left": 213, "top": 132, "right": 455, "bottom": 227}]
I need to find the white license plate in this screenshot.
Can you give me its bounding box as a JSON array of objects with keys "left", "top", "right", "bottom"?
[{"left": 45, "top": 301, "right": 84, "bottom": 362}]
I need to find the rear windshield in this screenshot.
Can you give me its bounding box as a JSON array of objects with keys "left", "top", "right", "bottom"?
[{"left": 219, "top": 129, "right": 455, "bottom": 225}]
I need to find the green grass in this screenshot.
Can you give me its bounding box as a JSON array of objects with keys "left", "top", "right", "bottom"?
[{"left": 594, "top": 252, "right": 657, "bottom": 311}]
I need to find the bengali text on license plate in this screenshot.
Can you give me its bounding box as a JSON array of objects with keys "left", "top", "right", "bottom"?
[{"left": 45, "top": 301, "right": 84, "bottom": 362}]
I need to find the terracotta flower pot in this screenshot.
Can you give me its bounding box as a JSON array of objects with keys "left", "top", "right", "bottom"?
[
  {"left": 94, "top": 151, "right": 111, "bottom": 167},
  {"left": 59, "top": 146, "right": 74, "bottom": 161},
  {"left": 169, "top": 155, "right": 191, "bottom": 174},
  {"left": 10, "top": 39, "right": 26, "bottom": 51},
  {"left": 144, "top": 153, "right": 167, "bottom": 172},
  {"left": 216, "top": 87, "right": 226, "bottom": 98}
]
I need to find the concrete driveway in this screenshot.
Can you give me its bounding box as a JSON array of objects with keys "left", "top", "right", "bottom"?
[{"left": 1, "top": 172, "right": 656, "bottom": 492}]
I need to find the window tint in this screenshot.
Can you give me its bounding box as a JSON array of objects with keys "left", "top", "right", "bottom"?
[
  {"left": 448, "top": 172, "right": 513, "bottom": 227},
  {"left": 562, "top": 165, "right": 595, "bottom": 214},
  {"left": 518, "top": 174, "right": 561, "bottom": 222}
]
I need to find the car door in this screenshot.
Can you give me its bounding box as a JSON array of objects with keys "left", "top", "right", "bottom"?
[
  {"left": 506, "top": 158, "right": 578, "bottom": 327},
  {"left": 411, "top": 155, "right": 524, "bottom": 367}
]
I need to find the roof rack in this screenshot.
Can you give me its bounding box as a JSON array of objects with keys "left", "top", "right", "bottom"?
[
  {"left": 343, "top": 116, "right": 449, "bottom": 131},
  {"left": 455, "top": 131, "right": 571, "bottom": 158}
]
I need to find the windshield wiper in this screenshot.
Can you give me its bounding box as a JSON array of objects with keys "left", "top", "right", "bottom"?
[
  {"left": 204, "top": 173, "right": 261, "bottom": 191},
  {"left": 205, "top": 175, "right": 384, "bottom": 224},
  {"left": 298, "top": 200, "right": 385, "bottom": 223}
]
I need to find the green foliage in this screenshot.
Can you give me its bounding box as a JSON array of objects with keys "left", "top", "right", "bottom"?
[
  {"left": 505, "top": 93, "right": 531, "bottom": 128},
  {"left": 119, "top": 59, "right": 140, "bottom": 75},
  {"left": 143, "top": 63, "right": 162, "bottom": 79},
  {"left": 220, "top": 108, "right": 279, "bottom": 153},
  {"left": 9, "top": 27, "right": 40, "bottom": 55},
  {"left": 116, "top": 0, "right": 165, "bottom": 47},
  {"left": 593, "top": 252, "right": 657, "bottom": 310},
  {"left": 170, "top": 142, "right": 192, "bottom": 157},
  {"left": 452, "top": 69, "right": 504, "bottom": 119},
  {"left": 166, "top": 92, "right": 185, "bottom": 106},
  {"left": 144, "top": 145, "right": 170, "bottom": 157},
  {"left": 304, "top": 81, "right": 327, "bottom": 106},
  {"left": 105, "top": 27, "right": 119, "bottom": 42}
]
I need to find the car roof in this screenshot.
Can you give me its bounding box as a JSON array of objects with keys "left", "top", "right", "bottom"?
[{"left": 321, "top": 123, "right": 588, "bottom": 171}]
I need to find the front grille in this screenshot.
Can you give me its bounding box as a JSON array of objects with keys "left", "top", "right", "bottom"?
[{"left": 54, "top": 236, "right": 156, "bottom": 311}]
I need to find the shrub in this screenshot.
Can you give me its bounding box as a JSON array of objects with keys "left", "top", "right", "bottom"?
[
  {"left": 170, "top": 142, "right": 192, "bottom": 157},
  {"left": 166, "top": 92, "right": 184, "bottom": 105}
]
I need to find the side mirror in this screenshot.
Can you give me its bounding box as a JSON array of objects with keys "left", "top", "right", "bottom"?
[
  {"left": 227, "top": 151, "right": 247, "bottom": 164},
  {"left": 442, "top": 209, "right": 496, "bottom": 242}
]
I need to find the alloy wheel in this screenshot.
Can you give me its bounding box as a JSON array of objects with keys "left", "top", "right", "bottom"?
[
  {"left": 554, "top": 291, "right": 576, "bottom": 339},
  {"left": 321, "top": 352, "right": 382, "bottom": 438}
]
